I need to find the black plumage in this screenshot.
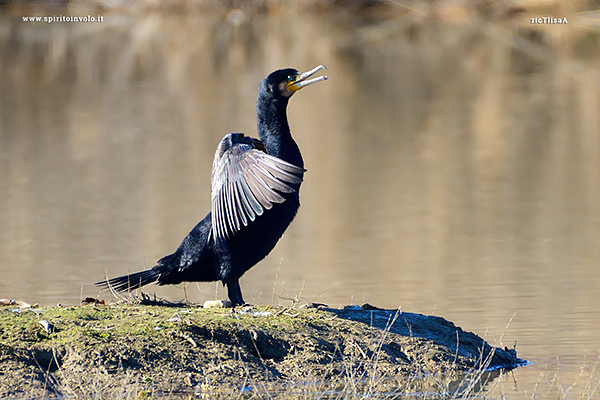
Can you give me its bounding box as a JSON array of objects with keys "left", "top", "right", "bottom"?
[{"left": 96, "top": 66, "right": 327, "bottom": 306}]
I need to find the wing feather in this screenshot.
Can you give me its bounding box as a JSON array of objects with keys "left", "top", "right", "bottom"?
[
  {"left": 236, "top": 178, "right": 257, "bottom": 222},
  {"left": 252, "top": 163, "right": 296, "bottom": 194},
  {"left": 210, "top": 134, "right": 305, "bottom": 242},
  {"left": 226, "top": 177, "right": 238, "bottom": 232},
  {"left": 260, "top": 157, "right": 304, "bottom": 184}
]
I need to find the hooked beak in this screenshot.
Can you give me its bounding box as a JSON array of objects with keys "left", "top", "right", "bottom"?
[{"left": 287, "top": 65, "right": 328, "bottom": 92}]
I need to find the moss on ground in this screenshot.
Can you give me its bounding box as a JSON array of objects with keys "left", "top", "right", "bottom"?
[{"left": 0, "top": 302, "right": 525, "bottom": 398}]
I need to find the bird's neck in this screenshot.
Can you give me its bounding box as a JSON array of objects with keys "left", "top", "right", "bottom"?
[{"left": 257, "top": 97, "right": 304, "bottom": 168}]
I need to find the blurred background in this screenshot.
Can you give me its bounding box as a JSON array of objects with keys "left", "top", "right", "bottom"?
[{"left": 1, "top": 0, "right": 600, "bottom": 397}]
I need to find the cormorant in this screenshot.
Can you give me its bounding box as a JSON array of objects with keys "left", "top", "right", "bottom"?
[{"left": 95, "top": 65, "right": 328, "bottom": 306}]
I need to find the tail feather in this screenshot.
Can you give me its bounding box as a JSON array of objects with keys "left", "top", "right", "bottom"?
[{"left": 95, "top": 269, "right": 161, "bottom": 293}]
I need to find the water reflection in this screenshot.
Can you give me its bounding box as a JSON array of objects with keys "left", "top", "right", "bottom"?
[{"left": 1, "top": 9, "right": 600, "bottom": 397}]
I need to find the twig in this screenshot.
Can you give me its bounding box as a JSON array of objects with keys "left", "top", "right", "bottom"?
[{"left": 498, "top": 312, "right": 517, "bottom": 347}]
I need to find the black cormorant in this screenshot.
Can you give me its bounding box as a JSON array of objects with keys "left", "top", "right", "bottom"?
[{"left": 95, "top": 65, "right": 328, "bottom": 306}]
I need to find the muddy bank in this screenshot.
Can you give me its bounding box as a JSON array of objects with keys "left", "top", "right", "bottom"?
[{"left": 0, "top": 302, "right": 525, "bottom": 398}]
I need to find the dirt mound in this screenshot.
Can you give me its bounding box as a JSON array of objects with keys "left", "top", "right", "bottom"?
[{"left": 0, "top": 303, "right": 525, "bottom": 398}]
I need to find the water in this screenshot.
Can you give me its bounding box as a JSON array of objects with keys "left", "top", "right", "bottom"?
[{"left": 1, "top": 8, "right": 600, "bottom": 398}]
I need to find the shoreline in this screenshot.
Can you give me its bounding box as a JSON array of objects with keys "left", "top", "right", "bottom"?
[{"left": 0, "top": 301, "right": 525, "bottom": 398}]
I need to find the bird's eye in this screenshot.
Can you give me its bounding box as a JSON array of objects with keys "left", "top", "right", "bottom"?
[{"left": 287, "top": 75, "right": 295, "bottom": 82}]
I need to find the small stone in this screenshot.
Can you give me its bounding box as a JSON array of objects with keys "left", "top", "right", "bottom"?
[
  {"left": 203, "top": 300, "right": 232, "bottom": 309},
  {"left": 38, "top": 320, "right": 56, "bottom": 333}
]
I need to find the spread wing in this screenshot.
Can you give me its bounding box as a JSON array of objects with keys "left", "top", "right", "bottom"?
[{"left": 211, "top": 134, "right": 305, "bottom": 243}]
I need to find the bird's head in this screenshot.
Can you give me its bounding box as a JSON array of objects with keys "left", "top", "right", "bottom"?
[{"left": 260, "top": 65, "right": 328, "bottom": 99}]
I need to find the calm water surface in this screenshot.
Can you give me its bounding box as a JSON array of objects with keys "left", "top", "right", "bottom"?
[{"left": 1, "top": 10, "right": 599, "bottom": 398}]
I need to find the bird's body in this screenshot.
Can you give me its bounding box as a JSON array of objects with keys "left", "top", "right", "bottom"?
[{"left": 96, "top": 66, "right": 327, "bottom": 305}]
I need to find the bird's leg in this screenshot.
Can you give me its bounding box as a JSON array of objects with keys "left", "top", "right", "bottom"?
[
  {"left": 226, "top": 279, "right": 245, "bottom": 306},
  {"left": 183, "top": 282, "right": 189, "bottom": 304}
]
